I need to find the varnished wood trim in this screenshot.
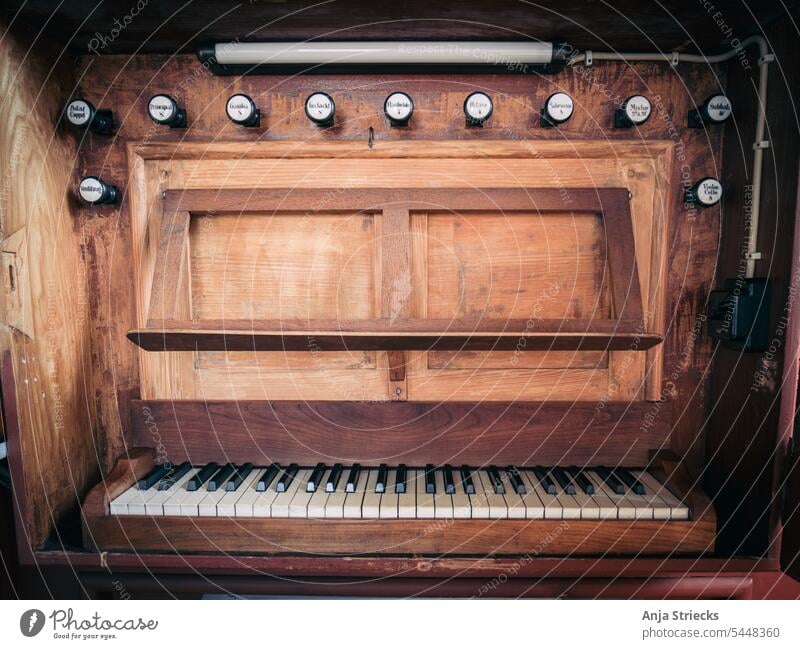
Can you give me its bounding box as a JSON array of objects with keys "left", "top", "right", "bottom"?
[
  {"left": 130, "top": 318, "right": 662, "bottom": 352},
  {"left": 128, "top": 399, "right": 669, "bottom": 466},
  {"left": 163, "top": 187, "right": 627, "bottom": 214}
]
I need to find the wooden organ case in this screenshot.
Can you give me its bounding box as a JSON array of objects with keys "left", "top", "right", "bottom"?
[{"left": 2, "top": 4, "right": 800, "bottom": 599}]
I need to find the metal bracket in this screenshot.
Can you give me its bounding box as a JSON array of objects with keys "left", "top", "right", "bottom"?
[
  {"left": 670, "top": 52, "right": 681, "bottom": 67},
  {"left": 745, "top": 251, "right": 763, "bottom": 261},
  {"left": 753, "top": 140, "right": 770, "bottom": 150},
  {"left": 759, "top": 53, "right": 775, "bottom": 65},
  {"left": 584, "top": 50, "right": 593, "bottom": 66}
]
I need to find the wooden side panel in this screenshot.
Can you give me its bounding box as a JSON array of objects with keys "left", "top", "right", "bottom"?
[{"left": 0, "top": 26, "right": 96, "bottom": 546}]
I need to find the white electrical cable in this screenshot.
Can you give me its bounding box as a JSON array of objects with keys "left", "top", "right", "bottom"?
[{"left": 569, "top": 35, "right": 771, "bottom": 278}]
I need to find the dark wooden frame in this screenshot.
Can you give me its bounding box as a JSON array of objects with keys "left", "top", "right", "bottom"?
[{"left": 128, "top": 187, "right": 660, "bottom": 352}]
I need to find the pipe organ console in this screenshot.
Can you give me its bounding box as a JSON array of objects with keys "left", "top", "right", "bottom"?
[{"left": 2, "top": 1, "right": 800, "bottom": 600}]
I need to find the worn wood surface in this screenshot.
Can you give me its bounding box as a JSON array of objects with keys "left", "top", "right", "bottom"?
[
  {"left": 70, "top": 54, "right": 724, "bottom": 528},
  {"left": 0, "top": 25, "right": 96, "bottom": 547},
  {"left": 129, "top": 399, "right": 668, "bottom": 466}
]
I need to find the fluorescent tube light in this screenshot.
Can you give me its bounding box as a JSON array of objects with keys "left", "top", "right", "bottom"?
[{"left": 198, "top": 41, "right": 570, "bottom": 75}]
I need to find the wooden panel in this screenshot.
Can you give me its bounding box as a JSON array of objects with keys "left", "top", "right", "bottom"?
[
  {"left": 75, "top": 57, "right": 719, "bottom": 482},
  {"left": 130, "top": 399, "right": 669, "bottom": 466},
  {"left": 0, "top": 29, "right": 96, "bottom": 546},
  {"left": 426, "top": 212, "right": 610, "bottom": 320},
  {"left": 428, "top": 350, "right": 607, "bottom": 370},
  {"left": 189, "top": 212, "right": 377, "bottom": 320}
]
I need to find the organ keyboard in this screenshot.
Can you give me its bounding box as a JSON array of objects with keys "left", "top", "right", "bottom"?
[
  {"left": 82, "top": 449, "right": 715, "bottom": 556},
  {"left": 109, "top": 462, "right": 689, "bottom": 521}
]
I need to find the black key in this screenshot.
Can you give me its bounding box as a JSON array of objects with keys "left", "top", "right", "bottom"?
[
  {"left": 137, "top": 463, "right": 170, "bottom": 490},
  {"left": 226, "top": 463, "right": 254, "bottom": 491},
  {"left": 551, "top": 467, "right": 576, "bottom": 495},
  {"left": 345, "top": 464, "right": 362, "bottom": 493},
  {"left": 376, "top": 464, "right": 389, "bottom": 493},
  {"left": 532, "top": 466, "right": 557, "bottom": 495},
  {"left": 596, "top": 466, "right": 625, "bottom": 495},
  {"left": 460, "top": 466, "right": 475, "bottom": 494},
  {"left": 506, "top": 466, "right": 526, "bottom": 495},
  {"left": 442, "top": 465, "right": 455, "bottom": 494},
  {"left": 207, "top": 463, "right": 235, "bottom": 491},
  {"left": 326, "top": 463, "right": 343, "bottom": 492},
  {"left": 276, "top": 463, "right": 298, "bottom": 492},
  {"left": 187, "top": 462, "right": 218, "bottom": 491},
  {"left": 566, "top": 467, "right": 594, "bottom": 495},
  {"left": 256, "top": 464, "right": 280, "bottom": 492},
  {"left": 394, "top": 464, "right": 407, "bottom": 494},
  {"left": 616, "top": 467, "right": 646, "bottom": 495},
  {"left": 157, "top": 462, "right": 192, "bottom": 490},
  {"left": 425, "top": 464, "right": 436, "bottom": 494},
  {"left": 487, "top": 466, "right": 505, "bottom": 494},
  {"left": 307, "top": 463, "right": 326, "bottom": 493}
]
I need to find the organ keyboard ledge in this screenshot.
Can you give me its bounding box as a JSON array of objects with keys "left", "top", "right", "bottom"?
[{"left": 82, "top": 449, "right": 716, "bottom": 556}]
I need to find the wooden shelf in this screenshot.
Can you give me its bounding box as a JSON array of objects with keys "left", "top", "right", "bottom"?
[
  {"left": 129, "top": 318, "right": 662, "bottom": 352},
  {"left": 130, "top": 187, "right": 658, "bottom": 354}
]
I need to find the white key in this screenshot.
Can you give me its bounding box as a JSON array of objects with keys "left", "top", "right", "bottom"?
[
  {"left": 583, "top": 471, "right": 620, "bottom": 519},
  {"left": 451, "top": 468, "right": 472, "bottom": 519},
  {"left": 110, "top": 484, "right": 156, "bottom": 516},
  {"left": 514, "top": 470, "right": 545, "bottom": 519},
  {"left": 416, "top": 470, "right": 435, "bottom": 519},
  {"left": 397, "top": 469, "right": 417, "bottom": 518},
  {"left": 591, "top": 472, "right": 646, "bottom": 519},
  {"left": 324, "top": 474, "right": 348, "bottom": 518},
  {"left": 251, "top": 477, "right": 283, "bottom": 517},
  {"left": 523, "top": 470, "right": 562, "bottom": 519},
  {"left": 635, "top": 471, "right": 690, "bottom": 520},
  {"left": 197, "top": 481, "right": 232, "bottom": 517},
  {"left": 468, "top": 471, "right": 491, "bottom": 518},
  {"left": 217, "top": 470, "right": 260, "bottom": 517},
  {"left": 499, "top": 472, "right": 526, "bottom": 519},
  {"left": 271, "top": 469, "right": 309, "bottom": 517},
  {"left": 289, "top": 470, "right": 317, "bottom": 517},
  {"left": 343, "top": 469, "right": 367, "bottom": 518},
  {"left": 379, "top": 471, "right": 399, "bottom": 519},
  {"left": 307, "top": 469, "right": 332, "bottom": 518},
  {"left": 554, "top": 486, "right": 582, "bottom": 520},
  {"left": 628, "top": 471, "right": 673, "bottom": 520},
  {"left": 361, "top": 471, "right": 382, "bottom": 518},
  {"left": 433, "top": 470, "right": 454, "bottom": 519},
  {"left": 234, "top": 468, "right": 275, "bottom": 517},
  {"left": 477, "top": 470, "right": 507, "bottom": 519},
  {"left": 162, "top": 469, "right": 203, "bottom": 516},
  {"left": 145, "top": 470, "right": 196, "bottom": 516}
]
